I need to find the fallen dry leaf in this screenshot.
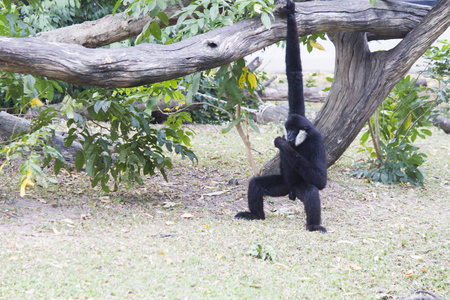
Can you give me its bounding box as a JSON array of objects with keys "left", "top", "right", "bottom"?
[
  {"left": 162, "top": 202, "right": 177, "bottom": 208},
  {"left": 349, "top": 263, "right": 362, "bottom": 270},
  {"left": 202, "top": 190, "right": 229, "bottom": 197},
  {"left": 404, "top": 269, "right": 414, "bottom": 277},
  {"left": 410, "top": 255, "right": 424, "bottom": 261},
  {"left": 338, "top": 240, "right": 354, "bottom": 245},
  {"left": 181, "top": 213, "right": 194, "bottom": 219},
  {"left": 421, "top": 267, "right": 428, "bottom": 273},
  {"left": 100, "top": 196, "right": 112, "bottom": 203},
  {"left": 80, "top": 214, "right": 90, "bottom": 220}
]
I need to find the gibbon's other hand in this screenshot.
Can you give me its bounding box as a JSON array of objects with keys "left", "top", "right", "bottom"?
[{"left": 274, "top": 136, "right": 288, "bottom": 149}]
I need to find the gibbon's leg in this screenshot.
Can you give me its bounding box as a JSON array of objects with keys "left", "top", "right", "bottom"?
[
  {"left": 235, "top": 175, "right": 289, "bottom": 220},
  {"left": 294, "top": 182, "right": 327, "bottom": 233}
]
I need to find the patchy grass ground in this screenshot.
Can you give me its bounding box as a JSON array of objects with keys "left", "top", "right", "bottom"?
[{"left": 0, "top": 122, "right": 449, "bottom": 299}]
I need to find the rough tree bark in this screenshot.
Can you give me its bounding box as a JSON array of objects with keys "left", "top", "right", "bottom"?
[
  {"left": 433, "top": 116, "right": 450, "bottom": 133},
  {"left": 259, "top": 0, "right": 450, "bottom": 175},
  {"left": 35, "top": 1, "right": 192, "bottom": 48},
  {"left": 0, "top": 1, "right": 431, "bottom": 88}
]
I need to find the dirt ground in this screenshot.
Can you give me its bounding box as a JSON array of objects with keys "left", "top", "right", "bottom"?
[
  {"left": 0, "top": 123, "right": 447, "bottom": 234},
  {"left": 0, "top": 132, "right": 347, "bottom": 235},
  {"left": 0, "top": 124, "right": 448, "bottom": 299}
]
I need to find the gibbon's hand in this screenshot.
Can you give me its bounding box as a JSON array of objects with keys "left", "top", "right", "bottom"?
[
  {"left": 281, "top": 0, "right": 296, "bottom": 19},
  {"left": 274, "top": 136, "right": 288, "bottom": 149}
]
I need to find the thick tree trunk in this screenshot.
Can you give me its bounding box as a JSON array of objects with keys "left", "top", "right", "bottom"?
[
  {"left": 260, "top": 0, "right": 450, "bottom": 174},
  {"left": 0, "top": 1, "right": 431, "bottom": 88}
]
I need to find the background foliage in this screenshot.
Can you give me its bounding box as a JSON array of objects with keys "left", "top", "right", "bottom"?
[
  {"left": 0, "top": 0, "right": 279, "bottom": 194},
  {"left": 351, "top": 40, "right": 449, "bottom": 186}
]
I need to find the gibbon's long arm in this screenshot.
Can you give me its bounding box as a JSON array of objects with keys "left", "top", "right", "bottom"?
[
  {"left": 274, "top": 137, "right": 327, "bottom": 190},
  {"left": 284, "top": 0, "right": 305, "bottom": 117}
]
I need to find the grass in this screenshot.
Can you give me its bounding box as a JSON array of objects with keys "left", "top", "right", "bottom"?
[{"left": 0, "top": 122, "right": 449, "bottom": 299}]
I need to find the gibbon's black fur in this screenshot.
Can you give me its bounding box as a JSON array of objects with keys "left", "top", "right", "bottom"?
[{"left": 235, "top": 0, "right": 327, "bottom": 233}]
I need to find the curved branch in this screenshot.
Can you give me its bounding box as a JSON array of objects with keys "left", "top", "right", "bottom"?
[
  {"left": 35, "top": 1, "right": 192, "bottom": 48},
  {"left": 0, "top": 0, "right": 431, "bottom": 88},
  {"left": 35, "top": 12, "right": 152, "bottom": 48},
  {"left": 386, "top": 0, "right": 450, "bottom": 78}
]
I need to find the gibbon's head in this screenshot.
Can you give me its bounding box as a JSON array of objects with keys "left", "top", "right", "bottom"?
[{"left": 284, "top": 114, "right": 314, "bottom": 147}]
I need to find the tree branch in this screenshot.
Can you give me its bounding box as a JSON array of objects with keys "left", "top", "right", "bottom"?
[
  {"left": 0, "top": 0, "right": 431, "bottom": 88},
  {"left": 35, "top": 2, "right": 192, "bottom": 48},
  {"left": 310, "top": 0, "right": 449, "bottom": 166}
]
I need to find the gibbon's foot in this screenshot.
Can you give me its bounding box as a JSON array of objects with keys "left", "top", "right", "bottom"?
[
  {"left": 306, "top": 225, "right": 327, "bottom": 233},
  {"left": 235, "top": 211, "right": 265, "bottom": 220},
  {"left": 289, "top": 190, "right": 296, "bottom": 200}
]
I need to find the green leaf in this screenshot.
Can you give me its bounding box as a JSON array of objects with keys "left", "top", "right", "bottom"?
[
  {"left": 360, "top": 130, "right": 370, "bottom": 144},
  {"left": 75, "top": 150, "right": 85, "bottom": 172},
  {"left": 94, "top": 100, "right": 104, "bottom": 114},
  {"left": 260, "top": 12, "right": 271, "bottom": 29},
  {"left": 420, "top": 128, "right": 432, "bottom": 136},
  {"left": 150, "top": 21, "right": 162, "bottom": 40},
  {"left": 54, "top": 159, "right": 64, "bottom": 176},
  {"left": 210, "top": 3, "right": 219, "bottom": 21},
  {"left": 157, "top": 12, "right": 169, "bottom": 26},
  {"left": 112, "top": 0, "right": 122, "bottom": 15},
  {"left": 186, "top": 72, "right": 201, "bottom": 105},
  {"left": 190, "top": 23, "right": 198, "bottom": 35},
  {"left": 156, "top": 0, "right": 167, "bottom": 10},
  {"left": 64, "top": 134, "right": 78, "bottom": 148},
  {"left": 222, "top": 115, "right": 243, "bottom": 134},
  {"left": 3, "top": 0, "right": 11, "bottom": 11},
  {"left": 177, "top": 12, "right": 189, "bottom": 26},
  {"left": 246, "top": 114, "right": 260, "bottom": 134}
]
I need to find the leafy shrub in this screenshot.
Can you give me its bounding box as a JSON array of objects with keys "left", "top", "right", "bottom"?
[
  {"left": 351, "top": 76, "right": 435, "bottom": 186},
  {"left": 351, "top": 40, "right": 449, "bottom": 186},
  {"left": 246, "top": 243, "right": 276, "bottom": 261},
  {"left": 351, "top": 38, "right": 449, "bottom": 186},
  {"left": 423, "top": 40, "right": 450, "bottom": 118},
  {"left": 64, "top": 86, "right": 197, "bottom": 192}
]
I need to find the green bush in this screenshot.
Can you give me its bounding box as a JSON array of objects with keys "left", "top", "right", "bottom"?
[{"left": 351, "top": 40, "right": 449, "bottom": 186}]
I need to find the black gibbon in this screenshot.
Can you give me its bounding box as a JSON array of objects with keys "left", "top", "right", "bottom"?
[{"left": 235, "top": 0, "right": 327, "bottom": 233}]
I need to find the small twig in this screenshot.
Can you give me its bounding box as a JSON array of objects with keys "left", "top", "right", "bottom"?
[
  {"left": 251, "top": 147, "right": 263, "bottom": 155},
  {"left": 90, "top": 119, "right": 111, "bottom": 131},
  {"left": 0, "top": 210, "right": 19, "bottom": 219},
  {"left": 253, "top": 90, "right": 265, "bottom": 105},
  {"left": 235, "top": 104, "right": 260, "bottom": 176},
  {"left": 196, "top": 91, "right": 258, "bottom": 113},
  {"left": 409, "top": 290, "right": 442, "bottom": 300},
  {"left": 263, "top": 76, "right": 277, "bottom": 87},
  {"left": 368, "top": 108, "right": 383, "bottom": 163}
]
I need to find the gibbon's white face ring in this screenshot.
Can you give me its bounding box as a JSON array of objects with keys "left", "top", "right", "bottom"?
[{"left": 295, "top": 130, "right": 307, "bottom": 146}]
